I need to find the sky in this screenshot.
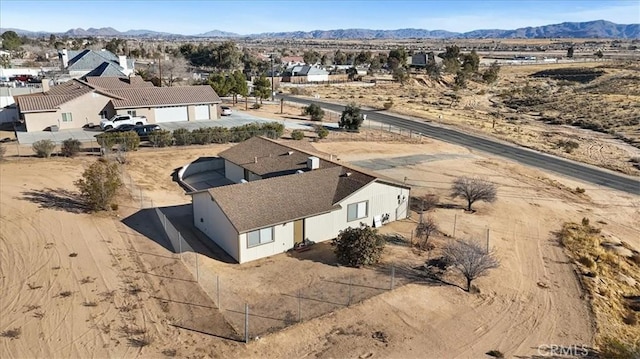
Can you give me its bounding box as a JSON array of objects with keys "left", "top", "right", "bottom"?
[{"left": 0, "top": 0, "right": 638, "bottom": 35}]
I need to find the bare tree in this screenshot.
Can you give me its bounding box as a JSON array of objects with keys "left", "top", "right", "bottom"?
[
  {"left": 415, "top": 215, "right": 438, "bottom": 250},
  {"left": 450, "top": 176, "right": 497, "bottom": 212},
  {"left": 444, "top": 238, "right": 499, "bottom": 291}
]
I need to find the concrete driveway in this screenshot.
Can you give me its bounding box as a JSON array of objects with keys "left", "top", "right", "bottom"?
[{"left": 16, "top": 111, "right": 320, "bottom": 145}]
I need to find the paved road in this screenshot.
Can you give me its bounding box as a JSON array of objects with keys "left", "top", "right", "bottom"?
[{"left": 281, "top": 95, "right": 639, "bottom": 195}]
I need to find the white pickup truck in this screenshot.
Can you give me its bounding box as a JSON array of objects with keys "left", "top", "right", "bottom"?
[{"left": 100, "top": 114, "right": 147, "bottom": 130}]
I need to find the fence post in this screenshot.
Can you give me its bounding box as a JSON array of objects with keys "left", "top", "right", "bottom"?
[
  {"left": 453, "top": 214, "right": 457, "bottom": 238},
  {"left": 347, "top": 275, "right": 352, "bottom": 307},
  {"left": 217, "top": 275, "right": 220, "bottom": 309},
  {"left": 244, "top": 303, "right": 249, "bottom": 343},
  {"left": 298, "top": 289, "right": 301, "bottom": 322},
  {"left": 486, "top": 228, "right": 490, "bottom": 253},
  {"left": 196, "top": 254, "right": 199, "bottom": 282},
  {"left": 390, "top": 265, "right": 395, "bottom": 290}
]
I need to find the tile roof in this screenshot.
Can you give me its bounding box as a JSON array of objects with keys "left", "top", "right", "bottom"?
[
  {"left": 109, "top": 85, "right": 221, "bottom": 109},
  {"left": 84, "top": 76, "right": 154, "bottom": 89},
  {"left": 218, "top": 136, "right": 338, "bottom": 177},
  {"left": 15, "top": 80, "right": 96, "bottom": 112},
  {"left": 207, "top": 166, "right": 374, "bottom": 233}
]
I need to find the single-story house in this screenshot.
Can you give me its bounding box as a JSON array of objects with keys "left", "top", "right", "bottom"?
[
  {"left": 282, "top": 65, "right": 329, "bottom": 83},
  {"left": 14, "top": 76, "right": 221, "bottom": 132},
  {"left": 190, "top": 137, "right": 410, "bottom": 263}
]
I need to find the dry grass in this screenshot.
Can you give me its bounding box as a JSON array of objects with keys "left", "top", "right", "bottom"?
[{"left": 558, "top": 219, "right": 640, "bottom": 354}]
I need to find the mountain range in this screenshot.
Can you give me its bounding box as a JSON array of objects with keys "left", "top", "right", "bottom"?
[{"left": 1, "top": 20, "right": 638, "bottom": 39}]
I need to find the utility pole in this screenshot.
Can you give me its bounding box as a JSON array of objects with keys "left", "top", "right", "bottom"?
[
  {"left": 270, "top": 55, "right": 275, "bottom": 101},
  {"left": 158, "top": 57, "right": 162, "bottom": 87}
]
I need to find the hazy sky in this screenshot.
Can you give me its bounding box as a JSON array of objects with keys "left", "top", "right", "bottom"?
[{"left": 1, "top": 0, "right": 638, "bottom": 34}]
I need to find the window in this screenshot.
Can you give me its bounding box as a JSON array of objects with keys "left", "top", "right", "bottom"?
[
  {"left": 61, "top": 112, "right": 72, "bottom": 122},
  {"left": 247, "top": 227, "right": 274, "bottom": 247},
  {"left": 347, "top": 201, "right": 368, "bottom": 222},
  {"left": 127, "top": 110, "right": 137, "bottom": 117}
]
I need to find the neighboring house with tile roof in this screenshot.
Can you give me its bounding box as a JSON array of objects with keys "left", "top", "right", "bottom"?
[
  {"left": 190, "top": 136, "right": 411, "bottom": 263},
  {"left": 59, "top": 48, "right": 135, "bottom": 79},
  {"left": 14, "top": 77, "right": 221, "bottom": 132}
]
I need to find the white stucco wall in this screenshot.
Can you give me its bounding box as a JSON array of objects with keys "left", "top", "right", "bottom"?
[
  {"left": 224, "top": 160, "right": 245, "bottom": 183},
  {"left": 192, "top": 192, "right": 240, "bottom": 262},
  {"left": 307, "top": 74, "right": 329, "bottom": 82},
  {"left": 305, "top": 181, "right": 410, "bottom": 243},
  {"left": 238, "top": 222, "right": 294, "bottom": 263},
  {"left": 23, "top": 91, "right": 114, "bottom": 131}
]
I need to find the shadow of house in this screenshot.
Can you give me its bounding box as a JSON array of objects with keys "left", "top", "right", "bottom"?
[{"left": 121, "top": 204, "right": 236, "bottom": 264}]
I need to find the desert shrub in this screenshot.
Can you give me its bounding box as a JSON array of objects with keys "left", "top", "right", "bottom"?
[
  {"left": 1, "top": 327, "right": 21, "bottom": 339},
  {"left": 32, "top": 139, "right": 56, "bottom": 158},
  {"left": 575, "top": 187, "right": 586, "bottom": 194},
  {"left": 630, "top": 157, "right": 640, "bottom": 163},
  {"left": 315, "top": 125, "right": 329, "bottom": 139},
  {"left": 383, "top": 101, "right": 394, "bottom": 110},
  {"left": 61, "top": 138, "right": 82, "bottom": 157},
  {"left": 173, "top": 128, "right": 192, "bottom": 146},
  {"left": 599, "top": 336, "right": 640, "bottom": 359},
  {"left": 149, "top": 130, "right": 173, "bottom": 147},
  {"left": 0, "top": 143, "right": 5, "bottom": 161},
  {"left": 577, "top": 255, "right": 596, "bottom": 269},
  {"left": 333, "top": 224, "right": 385, "bottom": 267},
  {"left": 339, "top": 103, "right": 364, "bottom": 131},
  {"left": 623, "top": 311, "right": 638, "bottom": 325},
  {"left": 95, "top": 133, "right": 118, "bottom": 153},
  {"left": 258, "top": 122, "right": 285, "bottom": 139},
  {"left": 192, "top": 127, "right": 214, "bottom": 145},
  {"left": 116, "top": 132, "right": 140, "bottom": 151},
  {"left": 209, "top": 127, "right": 231, "bottom": 143},
  {"left": 557, "top": 139, "right": 579, "bottom": 153},
  {"left": 251, "top": 103, "right": 261, "bottom": 109},
  {"left": 302, "top": 103, "right": 325, "bottom": 121},
  {"left": 74, "top": 158, "right": 122, "bottom": 211},
  {"left": 291, "top": 130, "right": 304, "bottom": 140}
]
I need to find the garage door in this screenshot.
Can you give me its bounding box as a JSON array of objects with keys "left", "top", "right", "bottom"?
[
  {"left": 154, "top": 106, "right": 188, "bottom": 123},
  {"left": 194, "top": 105, "right": 210, "bottom": 120}
]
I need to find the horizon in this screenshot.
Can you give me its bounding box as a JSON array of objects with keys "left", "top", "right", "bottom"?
[{"left": 0, "top": 0, "right": 638, "bottom": 35}]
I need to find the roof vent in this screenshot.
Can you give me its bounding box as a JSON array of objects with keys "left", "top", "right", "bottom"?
[
  {"left": 296, "top": 169, "right": 304, "bottom": 174},
  {"left": 287, "top": 151, "right": 294, "bottom": 155},
  {"left": 307, "top": 156, "right": 319, "bottom": 170},
  {"left": 240, "top": 179, "right": 248, "bottom": 183},
  {"left": 254, "top": 156, "right": 257, "bottom": 163},
  {"left": 345, "top": 172, "right": 352, "bottom": 177}
]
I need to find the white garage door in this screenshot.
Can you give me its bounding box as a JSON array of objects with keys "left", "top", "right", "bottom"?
[
  {"left": 194, "top": 105, "right": 210, "bottom": 120},
  {"left": 154, "top": 106, "right": 188, "bottom": 123}
]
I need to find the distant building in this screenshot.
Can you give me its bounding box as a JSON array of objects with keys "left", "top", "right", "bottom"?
[
  {"left": 58, "top": 49, "right": 135, "bottom": 79},
  {"left": 282, "top": 65, "right": 329, "bottom": 82}
]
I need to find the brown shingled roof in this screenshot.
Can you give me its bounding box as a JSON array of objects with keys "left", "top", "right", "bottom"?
[
  {"left": 15, "top": 80, "right": 98, "bottom": 112},
  {"left": 109, "top": 85, "right": 221, "bottom": 109},
  {"left": 84, "top": 76, "right": 154, "bottom": 89},
  {"left": 218, "top": 136, "right": 338, "bottom": 177},
  {"left": 207, "top": 166, "right": 374, "bottom": 233}
]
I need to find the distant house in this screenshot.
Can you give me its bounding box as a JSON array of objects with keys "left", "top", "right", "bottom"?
[
  {"left": 59, "top": 49, "right": 134, "bottom": 79},
  {"left": 14, "top": 76, "right": 221, "bottom": 132},
  {"left": 190, "top": 137, "right": 411, "bottom": 263},
  {"left": 410, "top": 52, "right": 440, "bottom": 68},
  {"left": 280, "top": 56, "right": 305, "bottom": 67},
  {"left": 282, "top": 65, "right": 329, "bottom": 83}
]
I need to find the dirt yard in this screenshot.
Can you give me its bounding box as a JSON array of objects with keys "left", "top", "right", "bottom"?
[{"left": 1, "top": 135, "right": 638, "bottom": 358}]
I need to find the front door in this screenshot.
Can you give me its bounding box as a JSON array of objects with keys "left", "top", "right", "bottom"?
[{"left": 293, "top": 219, "right": 304, "bottom": 245}]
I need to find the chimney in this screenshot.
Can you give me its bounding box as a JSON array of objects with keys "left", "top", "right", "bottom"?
[
  {"left": 254, "top": 156, "right": 258, "bottom": 163},
  {"left": 307, "top": 156, "right": 319, "bottom": 170},
  {"left": 60, "top": 48, "right": 69, "bottom": 69},
  {"left": 41, "top": 79, "right": 51, "bottom": 92},
  {"left": 118, "top": 55, "right": 127, "bottom": 71}
]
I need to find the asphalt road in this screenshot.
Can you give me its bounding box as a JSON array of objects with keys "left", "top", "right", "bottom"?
[{"left": 281, "top": 95, "right": 639, "bottom": 195}]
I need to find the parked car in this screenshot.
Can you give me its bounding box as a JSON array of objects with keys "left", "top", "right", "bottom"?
[
  {"left": 133, "top": 124, "right": 161, "bottom": 141},
  {"left": 221, "top": 106, "right": 232, "bottom": 116},
  {"left": 100, "top": 114, "right": 147, "bottom": 130}
]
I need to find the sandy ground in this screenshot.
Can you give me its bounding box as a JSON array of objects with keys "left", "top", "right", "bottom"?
[{"left": 1, "top": 135, "right": 638, "bottom": 358}]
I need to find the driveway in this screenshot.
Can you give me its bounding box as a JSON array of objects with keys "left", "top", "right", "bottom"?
[{"left": 16, "top": 111, "right": 314, "bottom": 145}]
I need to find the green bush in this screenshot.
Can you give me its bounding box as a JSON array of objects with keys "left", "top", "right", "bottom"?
[
  {"left": 74, "top": 158, "right": 122, "bottom": 211},
  {"left": 61, "top": 138, "right": 82, "bottom": 157},
  {"left": 95, "top": 133, "right": 118, "bottom": 153},
  {"left": 251, "top": 103, "right": 261, "bottom": 109},
  {"left": 333, "top": 224, "right": 385, "bottom": 267},
  {"left": 302, "top": 103, "right": 325, "bottom": 121},
  {"left": 315, "top": 125, "right": 329, "bottom": 139},
  {"left": 291, "top": 130, "right": 304, "bottom": 140},
  {"left": 192, "top": 127, "right": 214, "bottom": 145},
  {"left": 173, "top": 128, "right": 192, "bottom": 146},
  {"left": 148, "top": 130, "right": 173, "bottom": 147},
  {"left": 117, "top": 132, "right": 140, "bottom": 151},
  {"left": 32, "top": 139, "right": 56, "bottom": 158},
  {"left": 209, "top": 127, "right": 231, "bottom": 144}
]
